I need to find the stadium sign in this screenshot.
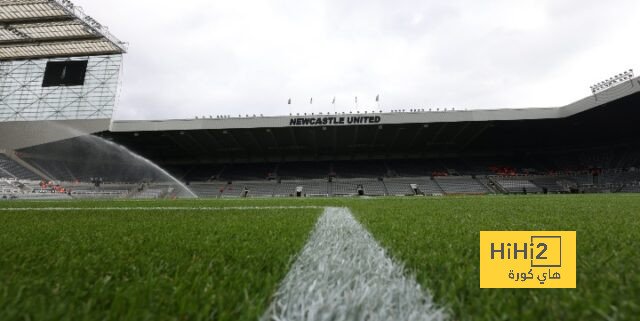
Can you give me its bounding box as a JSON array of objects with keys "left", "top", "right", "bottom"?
[
  {"left": 289, "top": 116, "right": 382, "bottom": 126},
  {"left": 480, "top": 231, "right": 576, "bottom": 288}
]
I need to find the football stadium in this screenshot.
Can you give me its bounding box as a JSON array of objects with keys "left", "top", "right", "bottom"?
[{"left": 1, "top": 1, "right": 639, "bottom": 320}]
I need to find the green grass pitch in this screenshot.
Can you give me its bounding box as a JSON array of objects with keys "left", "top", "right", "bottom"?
[
  {"left": 1, "top": 194, "right": 639, "bottom": 321},
  {"left": 350, "top": 195, "right": 640, "bottom": 321},
  {"left": 0, "top": 204, "right": 322, "bottom": 321}
]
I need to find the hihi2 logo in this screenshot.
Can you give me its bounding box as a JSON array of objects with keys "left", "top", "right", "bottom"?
[{"left": 480, "top": 231, "right": 576, "bottom": 288}]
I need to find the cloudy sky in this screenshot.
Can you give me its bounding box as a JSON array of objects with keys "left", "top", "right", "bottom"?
[{"left": 78, "top": 0, "right": 639, "bottom": 120}]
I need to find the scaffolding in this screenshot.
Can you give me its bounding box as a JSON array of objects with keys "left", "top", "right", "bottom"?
[
  {"left": 0, "top": 0, "right": 126, "bottom": 121},
  {"left": 0, "top": 0, "right": 126, "bottom": 60},
  {"left": 0, "top": 54, "right": 122, "bottom": 121}
]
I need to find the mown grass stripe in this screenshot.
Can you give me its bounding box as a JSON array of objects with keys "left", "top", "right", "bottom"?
[
  {"left": 0, "top": 204, "right": 322, "bottom": 321},
  {"left": 262, "top": 207, "right": 445, "bottom": 321},
  {"left": 0, "top": 206, "right": 323, "bottom": 211}
]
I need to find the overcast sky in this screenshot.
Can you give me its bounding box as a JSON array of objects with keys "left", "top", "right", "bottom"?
[{"left": 78, "top": 0, "right": 639, "bottom": 120}]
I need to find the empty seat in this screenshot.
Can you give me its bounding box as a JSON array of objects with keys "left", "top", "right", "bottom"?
[
  {"left": 0, "top": 155, "right": 40, "bottom": 180},
  {"left": 494, "top": 178, "right": 542, "bottom": 193},
  {"left": 435, "top": 177, "right": 490, "bottom": 194}
]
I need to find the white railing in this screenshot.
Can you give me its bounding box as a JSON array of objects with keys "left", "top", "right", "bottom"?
[{"left": 51, "top": 0, "right": 128, "bottom": 51}]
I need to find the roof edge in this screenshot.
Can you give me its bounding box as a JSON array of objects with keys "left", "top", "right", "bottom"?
[
  {"left": 50, "top": 0, "right": 127, "bottom": 52},
  {"left": 110, "top": 77, "right": 640, "bottom": 132}
]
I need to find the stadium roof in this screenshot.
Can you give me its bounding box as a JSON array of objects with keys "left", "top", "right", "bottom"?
[
  {"left": 4, "top": 77, "right": 640, "bottom": 161},
  {"left": 0, "top": 0, "right": 126, "bottom": 60},
  {"left": 111, "top": 77, "right": 640, "bottom": 132},
  {"left": 95, "top": 78, "right": 640, "bottom": 164}
]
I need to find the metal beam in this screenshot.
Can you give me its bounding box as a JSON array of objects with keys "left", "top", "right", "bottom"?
[
  {"left": 245, "top": 129, "right": 266, "bottom": 160},
  {"left": 223, "top": 130, "right": 245, "bottom": 160},
  {"left": 406, "top": 125, "right": 425, "bottom": 153},
  {"left": 426, "top": 123, "right": 447, "bottom": 147},
  {"left": 163, "top": 133, "right": 197, "bottom": 158},
  {"left": 350, "top": 126, "right": 359, "bottom": 159},
  {"left": 311, "top": 128, "right": 320, "bottom": 159},
  {"left": 386, "top": 127, "right": 404, "bottom": 157},
  {"left": 0, "top": 35, "right": 101, "bottom": 46},
  {"left": 368, "top": 126, "right": 382, "bottom": 158},
  {"left": 460, "top": 123, "right": 493, "bottom": 152},
  {"left": 183, "top": 131, "right": 210, "bottom": 155},
  {"left": 449, "top": 122, "right": 471, "bottom": 143},
  {"left": 332, "top": 127, "right": 338, "bottom": 155},
  {"left": 201, "top": 130, "right": 223, "bottom": 150},
  {"left": 0, "top": 16, "right": 72, "bottom": 25},
  {"left": 288, "top": 127, "right": 300, "bottom": 160},
  {"left": 0, "top": 49, "right": 122, "bottom": 61},
  {"left": 266, "top": 129, "right": 281, "bottom": 160}
]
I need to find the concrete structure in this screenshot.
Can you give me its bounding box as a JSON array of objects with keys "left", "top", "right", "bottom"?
[
  {"left": 3, "top": 0, "right": 640, "bottom": 200},
  {"left": 0, "top": 0, "right": 125, "bottom": 149}
]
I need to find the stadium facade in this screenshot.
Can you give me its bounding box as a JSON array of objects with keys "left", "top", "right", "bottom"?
[
  {"left": 0, "top": 0, "right": 125, "bottom": 151},
  {"left": 2, "top": 0, "right": 640, "bottom": 199}
]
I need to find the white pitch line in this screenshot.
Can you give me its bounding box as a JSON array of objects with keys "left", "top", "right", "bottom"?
[
  {"left": 0, "top": 206, "right": 323, "bottom": 211},
  {"left": 262, "top": 207, "right": 446, "bottom": 321}
]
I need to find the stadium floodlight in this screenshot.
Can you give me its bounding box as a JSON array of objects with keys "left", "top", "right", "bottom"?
[{"left": 591, "top": 69, "right": 635, "bottom": 95}]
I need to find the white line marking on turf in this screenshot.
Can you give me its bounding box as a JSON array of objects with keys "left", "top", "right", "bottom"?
[
  {"left": 0, "top": 206, "right": 323, "bottom": 211},
  {"left": 262, "top": 207, "right": 446, "bottom": 321}
]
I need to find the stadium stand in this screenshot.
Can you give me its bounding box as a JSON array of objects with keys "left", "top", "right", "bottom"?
[
  {"left": 435, "top": 176, "right": 491, "bottom": 194},
  {"left": 618, "top": 182, "right": 640, "bottom": 193},
  {"left": 219, "top": 163, "right": 277, "bottom": 181},
  {"left": 135, "top": 189, "right": 167, "bottom": 199},
  {"left": 271, "top": 180, "right": 328, "bottom": 197},
  {"left": 530, "top": 177, "right": 570, "bottom": 193},
  {"left": 0, "top": 154, "right": 40, "bottom": 180},
  {"left": 417, "top": 178, "right": 446, "bottom": 195},
  {"left": 242, "top": 181, "right": 278, "bottom": 197},
  {"left": 273, "top": 181, "right": 300, "bottom": 197},
  {"left": 299, "top": 180, "right": 330, "bottom": 197},
  {"left": 332, "top": 161, "right": 388, "bottom": 178},
  {"left": 70, "top": 190, "right": 128, "bottom": 199},
  {"left": 330, "top": 180, "right": 358, "bottom": 196},
  {"left": 329, "top": 178, "right": 386, "bottom": 196},
  {"left": 3, "top": 73, "right": 640, "bottom": 199},
  {"left": 220, "top": 181, "right": 278, "bottom": 197},
  {"left": 356, "top": 179, "right": 387, "bottom": 196},
  {"left": 189, "top": 183, "right": 224, "bottom": 198},
  {"left": 181, "top": 164, "right": 226, "bottom": 181},
  {"left": 382, "top": 177, "right": 443, "bottom": 195},
  {"left": 9, "top": 144, "right": 640, "bottom": 199},
  {"left": 276, "top": 162, "right": 330, "bottom": 179},
  {"left": 12, "top": 193, "right": 73, "bottom": 200},
  {"left": 2, "top": 0, "right": 640, "bottom": 200},
  {"left": 382, "top": 179, "right": 419, "bottom": 196},
  {"left": 387, "top": 159, "right": 445, "bottom": 177},
  {"left": 493, "top": 178, "right": 543, "bottom": 194},
  {"left": 1, "top": 180, "right": 21, "bottom": 197},
  {"left": 27, "top": 159, "right": 75, "bottom": 181}
]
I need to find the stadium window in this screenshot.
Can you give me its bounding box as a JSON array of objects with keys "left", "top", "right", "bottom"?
[{"left": 42, "top": 61, "right": 88, "bottom": 87}]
